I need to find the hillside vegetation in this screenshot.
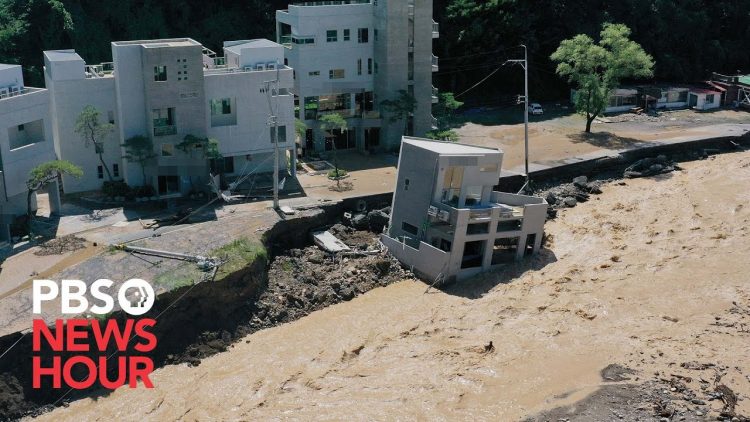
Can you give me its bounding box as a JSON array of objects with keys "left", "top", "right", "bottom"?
[{"left": 1, "top": 0, "right": 748, "bottom": 103}]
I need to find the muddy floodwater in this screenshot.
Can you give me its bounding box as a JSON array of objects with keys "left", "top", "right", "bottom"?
[{"left": 33, "top": 150, "right": 750, "bottom": 421}]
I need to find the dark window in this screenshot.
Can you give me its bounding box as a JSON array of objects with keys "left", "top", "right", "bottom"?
[
  {"left": 270, "top": 126, "right": 287, "bottom": 143},
  {"left": 343, "top": 29, "right": 350, "bottom": 41},
  {"left": 404, "top": 178, "right": 410, "bottom": 191},
  {"left": 467, "top": 222, "right": 490, "bottom": 235},
  {"left": 358, "top": 28, "right": 369, "bottom": 43},
  {"left": 158, "top": 175, "right": 179, "bottom": 195},
  {"left": 402, "top": 221, "right": 419, "bottom": 236},
  {"left": 17, "top": 124, "right": 24, "bottom": 131},
  {"left": 497, "top": 220, "right": 522, "bottom": 232},
  {"left": 224, "top": 157, "right": 234, "bottom": 173},
  {"left": 97, "top": 165, "right": 104, "bottom": 179},
  {"left": 154, "top": 66, "right": 167, "bottom": 82},
  {"left": 113, "top": 164, "right": 119, "bottom": 178},
  {"left": 326, "top": 30, "right": 337, "bottom": 42},
  {"left": 357, "top": 59, "right": 362, "bottom": 75},
  {"left": 367, "top": 58, "right": 373, "bottom": 75}
]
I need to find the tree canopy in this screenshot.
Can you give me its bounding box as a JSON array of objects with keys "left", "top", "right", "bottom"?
[
  {"left": 74, "top": 105, "right": 115, "bottom": 180},
  {"left": 551, "top": 23, "right": 654, "bottom": 132}
]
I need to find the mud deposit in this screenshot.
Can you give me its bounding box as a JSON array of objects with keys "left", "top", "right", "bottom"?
[{"left": 0, "top": 212, "right": 409, "bottom": 421}]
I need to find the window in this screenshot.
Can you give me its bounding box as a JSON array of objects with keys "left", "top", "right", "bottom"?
[
  {"left": 9, "top": 119, "right": 44, "bottom": 150},
  {"left": 329, "top": 69, "right": 345, "bottom": 79},
  {"left": 308, "top": 71, "right": 320, "bottom": 76},
  {"left": 706, "top": 94, "right": 715, "bottom": 104},
  {"left": 161, "top": 143, "right": 174, "bottom": 157},
  {"left": 343, "top": 29, "right": 350, "bottom": 41},
  {"left": 152, "top": 108, "right": 175, "bottom": 136},
  {"left": 113, "top": 164, "right": 119, "bottom": 178},
  {"left": 326, "top": 30, "right": 338, "bottom": 42},
  {"left": 367, "top": 58, "right": 373, "bottom": 75},
  {"left": 154, "top": 66, "right": 167, "bottom": 81},
  {"left": 17, "top": 124, "right": 24, "bottom": 131},
  {"left": 374, "top": 29, "right": 378, "bottom": 41},
  {"left": 358, "top": 28, "right": 369, "bottom": 43},
  {"left": 270, "top": 126, "right": 287, "bottom": 143},
  {"left": 158, "top": 175, "right": 179, "bottom": 195},
  {"left": 374, "top": 62, "right": 378, "bottom": 74},
  {"left": 108, "top": 110, "right": 115, "bottom": 124},
  {"left": 404, "top": 178, "right": 410, "bottom": 191},
  {"left": 304, "top": 96, "right": 319, "bottom": 120},
  {"left": 442, "top": 166, "right": 463, "bottom": 206},
  {"left": 210, "top": 98, "right": 232, "bottom": 115},
  {"left": 97, "top": 165, "right": 104, "bottom": 179},
  {"left": 292, "top": 36, "right": 315, "bottom": 44},
  {"left": 223, "top": 157, "right": 234, "bottom": 174},
  {"left": 401, "top": 221, "right": 418, "bottom": 236},
  {"left": 357, "top": 59, "right": 362, "bottom": 75}
]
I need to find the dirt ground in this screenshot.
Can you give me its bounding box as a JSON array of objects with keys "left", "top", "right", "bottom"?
[{"left": 29, "top": 149, "right": 750, "bottom": 421}]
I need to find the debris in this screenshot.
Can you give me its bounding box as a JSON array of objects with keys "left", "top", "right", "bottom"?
[
  {"left": 34, "top": 235, "right": 87, "bottom": 256},
  {"left": 484, "top": 341, "right": 495, "bottom": 353},
  {"left": 313, "top": 231, "right": 351, "bottom": 253},
  {"left": 624, "top": 156, "right": 678, "bottom": 178}
]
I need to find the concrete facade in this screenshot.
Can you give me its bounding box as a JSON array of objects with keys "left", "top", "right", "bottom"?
[
  {"left": 382, "top": 137, "right": 547, "bottom": 283},
  {"left": 44, "top": 38, "right": 295, "bottom": 195},
  {"left": 276, "top": 0, "right": 437, "bottom": 154},
  {"left": 0, "top": 65, "right": 58, "bottom": 240}
]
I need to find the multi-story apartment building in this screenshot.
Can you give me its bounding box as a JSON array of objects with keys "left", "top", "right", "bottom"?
[
  {"left": 44, "top": 38, "right": 295, "bottom": 195},
  {"left": 381, "top": 137, "right": 548, "bottom": 283},
  {"left": 276, "top": 0, "right": 438, "bottom": 154},
  {"left": 0, "top": 64, "right": 59, "bottom": 240}
]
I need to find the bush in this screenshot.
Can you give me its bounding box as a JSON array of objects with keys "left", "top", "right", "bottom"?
[
  {"left": 135, "top": 185, "right": 156, "bottom": 198},
  {"left": 327, "top": 168, "right": 348, "bottom": 179},
  {"left": 102, "top": 180, "right": 131, "bottom": 198}
]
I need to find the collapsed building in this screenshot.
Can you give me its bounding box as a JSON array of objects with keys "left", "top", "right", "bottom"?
[{"left": 381, "top": 137, "right": 547, "bottom": 283}]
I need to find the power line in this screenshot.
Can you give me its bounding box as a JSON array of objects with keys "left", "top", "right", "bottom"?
[{"left": 455, "top": 66, "right": 504, "bottom": 98}]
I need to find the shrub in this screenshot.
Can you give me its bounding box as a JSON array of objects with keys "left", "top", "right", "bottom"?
[
  {"left": 102, "top": 180, "right": 131, "bottom": 198},
  {"left": 327, "top": 168, "right": 348, "bottom": 179},
  {"left": 135, "top": 185, "right": 156, "bottom": 198}
]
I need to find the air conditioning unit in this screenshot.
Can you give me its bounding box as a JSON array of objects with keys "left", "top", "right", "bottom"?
[
  {"left": 438, "top": 210, "right": 450, "bottom": 222},
  {"left": 427, "top": 205, "right": 438, "bottom": 217},
  {"left": 266, "top": 62, "right": 277, "bottom": 70},
  {"left": 243, "top": 66, "right": 254, "bottom": 72},
  {"left": 255, "top": 63, "right": 265, "bottom": 71},
  {"left": 0, "top": 87, "right": 8, "bottom": 99}
]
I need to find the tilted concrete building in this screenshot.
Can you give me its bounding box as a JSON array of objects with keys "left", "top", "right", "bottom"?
[
  {"left": 0, "top": 64, "right": 59, "bottom": 240},
  {"left": 382, "top": 138, "right": 548, "bottom": 283},
  {"left": 44, "top": 38, "right": 295, "bottom": 195},
  {"left": 276, "top": 0, "right": 438, "bottom": 154}
]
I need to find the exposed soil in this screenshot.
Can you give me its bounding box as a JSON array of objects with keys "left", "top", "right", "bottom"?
[{"left": 33, "top": 235, "right": 87, "bottom": 256}]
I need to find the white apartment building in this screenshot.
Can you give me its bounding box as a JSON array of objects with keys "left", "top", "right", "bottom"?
[
  {"left": 382, "top": 138, "right": 548, "bottom": 283},
  {"left": 276, "top": 0, "right": 438, "bottom": 154},
  {"left": 44, "top": 38, "right": 295, "bottom": 195},
  {"left": 0, "top": 64, "right": 59, "bottom": 240}
]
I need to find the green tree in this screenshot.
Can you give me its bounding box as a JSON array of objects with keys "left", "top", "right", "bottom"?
[
  {"left": 74, "top": 105, "right": 115, "bottom": 180},
  {"left": 381, "top": 90, "right": 417, "bottom": 136},
  {"left": 319, "top": 113, "right": 347, "bottom": 188},
  {"left": 26, "top": 160, "right": 82, "bottom": 235},
  {"left": 433, "top": 92, "right": 463, "bottom": 129},
  {"left": 294, "top": 118, "right": 307, "bottom": 142},
  {"left": 551, "top": 23, "right": 654, "bottom": 132},
  {"left": 122, "top": 135, "right": 156, "bottom": 186}
]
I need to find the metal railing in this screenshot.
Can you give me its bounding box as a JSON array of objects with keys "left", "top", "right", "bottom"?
[
  {"left": 0, "top": 87, "right": 45, "bottom": 100},
  {"left": 432, "top": 21, "right": 439, "bottom": 37},
  {"left": 291, "top": 0, "right": 370, "bottom": 5},
  {"left": 431, "top": 55, "right": 439, "bottom": 72},
  {"left": 432, "top": 86, "right": 439, "bottom": 103},
  {"left": 153, "top": 125, "right": 176, "bottom": 137}
]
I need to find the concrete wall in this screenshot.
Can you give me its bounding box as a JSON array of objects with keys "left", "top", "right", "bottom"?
[
  {"left": 44, "top": 71, "right": 121, "bottom": 193},
  {"left": 0, "top": 89, "right": 56, "bottom": 203},
  {"left": 0, "top": 65, "right": 24, "bottom": 90},
  {"left": 380, "top": 234, "right": 449, "bottom": 281},
  {"left": 388, "top": 141, "right": 438, "bottom": 241}
]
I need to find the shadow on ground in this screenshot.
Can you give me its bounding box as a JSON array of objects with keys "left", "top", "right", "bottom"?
[{"left": 566, "top": 131, "right": 658, "bottom": 150}]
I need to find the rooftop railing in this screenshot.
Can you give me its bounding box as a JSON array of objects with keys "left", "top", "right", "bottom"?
[
  {"left": 0, "top": 87, "right": 45, "bottom": 100},
  {"left": 291, "top": 0, "right": 371, "bottom": 5}
]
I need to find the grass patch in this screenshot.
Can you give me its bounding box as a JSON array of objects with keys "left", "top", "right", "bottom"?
[
  {"left": 212, "top": 237, "right": 268, "bottom": 281},
  {"left": 153, "top": 262, "right": 199, "bottom": 290}
]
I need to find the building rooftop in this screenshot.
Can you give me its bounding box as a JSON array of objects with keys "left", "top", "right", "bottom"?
[
  {"left": 740, "top": 75, "right": 750, "bottom": 86},
  {"left": 0, "top": 64, "right": 21, "bottom": 71},
  {"left": 402, "top": 137, "right": 502, "bottom": 156},
  {"left": 224, "top": 39, "right": 281, "bottom": 55},
  {"left": 112, "top": 38, "right": 201, "bottom": 48},
  {"left": 43, "top": 50, "right": 84, "bottom": 62}
]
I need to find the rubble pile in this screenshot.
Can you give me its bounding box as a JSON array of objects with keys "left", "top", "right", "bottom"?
[
  {"left": 538, "top": 175, "right": 605, "bottom": 216},
  {"left": 343, "top": 206, "right": 391, "bottom": 233},
  {"left": 169, "top": 222, "right": 412, "bottom": 366},
  {"left": 624, "top": 154, "right": 680, "bottom": 178},
  {"left": 34, "top": 235, "right": 87, "bottom": 256}
]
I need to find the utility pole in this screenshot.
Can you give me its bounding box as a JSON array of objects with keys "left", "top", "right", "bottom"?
[
  {"left": 265, "top": 61, "right": 281, "bottom": 209},
  {"left": 505, "top": 44, "right": 530, "bottom": 186}
]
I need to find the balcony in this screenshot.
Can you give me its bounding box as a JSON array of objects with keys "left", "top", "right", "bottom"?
[
  {"left": 432, "top": 86, "right": 439, "bottom": 103},
  {"left": 431, "top": 54, "right": 439, "bottom": 72},
  {"left": 0, "top": 87, "right": 45, "bottom": 101},
  {"left": 280, "top": 34, "right": 292, "bottom": 47},
  {"left": 432, "top": 21, "right": 439, "bottom": 38},
  {"left": 153, "top": 125, "right": 176, "bottom": 137},
  {"left": 85, "top": 63, "right": 114, "bottom": 78}
]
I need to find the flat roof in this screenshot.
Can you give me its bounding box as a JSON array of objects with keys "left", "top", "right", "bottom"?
[
  {"left": 740, "top": 75, "right": 750, "bottom": 86},
  {"left": 224, "top": 39, "right": 281, "bottom": 55},
  {"left": 112, "top": 38, "right": 201, "bottom": 48},
  {"left": 43, "top": 50, "right": 84, "bottom": 62},
  {"left": 0, "top": 64, "right": 21, "bottom": 71},
  {"left": 403, "top": 137, "right": 502, "bottom": 155}
]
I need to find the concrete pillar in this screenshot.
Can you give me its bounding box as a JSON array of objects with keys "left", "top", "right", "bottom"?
[
  {"left": 533, "top": 231, "right": 543, "bottom": 254},
  {"left": 515, "top": 236, "right": 527, "bottom": 261},
  {"left": 47, "top": 180, "right": 62, "bottom": 216},
  {"left": 290, "top": 149, "right": 297, "bottom": 178},
  {"left": 481, "top": 238, "right": 494, "bottom": 270},
  {"left": 0, "top": 223, "right": 9, "bottom": 242}
]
